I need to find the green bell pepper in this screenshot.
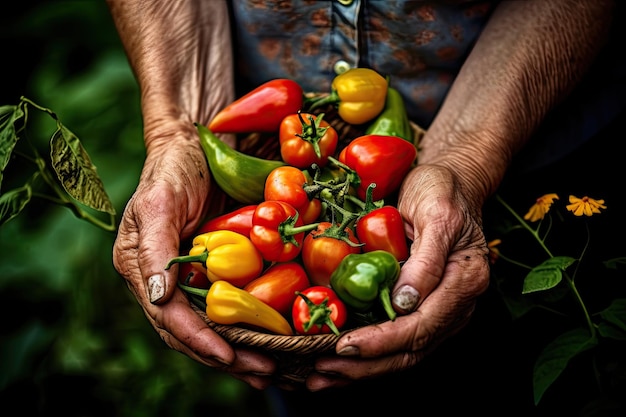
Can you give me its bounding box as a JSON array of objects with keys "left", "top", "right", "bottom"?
[{"left": 330, "top": 250, "right": 400, "bottom": 321}]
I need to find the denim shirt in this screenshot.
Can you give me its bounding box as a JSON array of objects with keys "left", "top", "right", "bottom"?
[{"left": 229, "top": 0, "right": 496, "bottom": 127}]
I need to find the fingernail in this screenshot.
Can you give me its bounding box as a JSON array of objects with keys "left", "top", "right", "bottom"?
[
  {"left": 204, "top": 356, "right": 232, "bottom": 368},
  {"left": 148, "top": 274, "right": 165, "bottom": 303},
  {"left": 337, "top": 345, "right": 359, "bottom": 356},
  {"left": 393, "top": 285, "right": 420, "bottom": 313}
]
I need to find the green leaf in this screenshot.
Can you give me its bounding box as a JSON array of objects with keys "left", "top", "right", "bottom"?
[
  {"left": 597, "top": 322, "right": 626, "bottom": 340},
  {"left": 533, "top": 328, "right": 597, "bottom": 405},
  {"left": 603, "top": 257, "right": 626, "bottom": 270},
  {"left": 599, "top": 298, "right": 626, "bottom": 332},
  {"left": 522, "top": 256, "right": 576, "bottom": 294},
  {"left": 0, "top": 104, "right": 25, "bottom": 188},
  {"left": 49, "top": 123, "right": 115, "bottom": 215},
  {"left": 0, "top": 179, "right": 33, "bottom": 226}
]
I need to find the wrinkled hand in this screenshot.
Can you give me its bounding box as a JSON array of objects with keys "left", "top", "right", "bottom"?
[
  {"left": 308, "top": 164, "right": 490, "bottom": 391},
  {"left": 112, "top": 120, "right": 277, "bottom": 389}
]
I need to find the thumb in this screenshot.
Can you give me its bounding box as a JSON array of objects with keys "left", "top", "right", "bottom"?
[
  {"left": 392, "top": 237, "right": 447, "bottom": 314},
  {"left": 136, "top": 200, "right": 187, "bottom": 305}
]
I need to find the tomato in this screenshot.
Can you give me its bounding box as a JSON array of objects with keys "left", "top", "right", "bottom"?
[
  {"left": 339, "top": 134, "right": 417, "bottom": 201},
  {"left": 209, "top": 79, "right": 304, "bottom": 133},
  {"left": 301, "top": 222, "right": 361, "bottom": 287},
  {"left": 264, "top": 166, "right": 322, "bottom": 224},
  {"left": 292, "top": 286, "right": 348, "bottom": 336},
  {"left": 279, "top": 112, "right": 338, "bottom": 168},
  {"left": 195, "top": 205, "right": 256, "bottom": 238},
  {"left": 249, "top": 200, "right": 317, "bottom": 262},
  {"left": 244, "top": 262, "right": 310, "bottom": 317}
]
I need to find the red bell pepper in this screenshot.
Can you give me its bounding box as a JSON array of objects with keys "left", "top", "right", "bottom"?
[
  {"left": 209, "top": 79, "right": 304, "bottom": 133},
  {"left": 244, "top": 262, "right": 311, "bottom": 317},
  {"left": 337, "top": 134, "right": 417, "bottom": 201},
  {"left": 264, "top": 166, "right": 322, "bottom": 225},
  {"left": 195, "top": 205, "right": 257, "bottom": 238},
  {"left": 292, "top": 286, "right": 348, "bottom": 336},
  {"left": 249, "top": 200, "right": 318, "bottom": 263},
  {"left": 279, "top": 111, "right": 338, "bottom": 168}
]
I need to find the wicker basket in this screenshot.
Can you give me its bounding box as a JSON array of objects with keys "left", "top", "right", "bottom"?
[{"left": 192, "top": 96, "right": 425, "bottom": 384}]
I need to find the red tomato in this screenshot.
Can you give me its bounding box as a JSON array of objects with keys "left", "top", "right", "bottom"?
[
  {"left": 301, "top": 222, "right": 361, "bottom": 287},
  {"left": 209, "top": 79, "right": 304, "bottom": 133},
  {"left": 250, "top": 200, "right": 316, "bottom": 262},
  {"left": 244, "top": 262, "right": 310, "bottom": 317},
  {"left": 279, "top": 112, "right": 338, "bottom": 168},
  {"left": 292, "top": 286, "right": 347, "bottom": 336},
  {"left": 264, "top": 166, "right": 322, "bottom": 224}
]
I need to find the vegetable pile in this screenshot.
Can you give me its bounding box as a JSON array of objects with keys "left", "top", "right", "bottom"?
[{"left": 168, "top": 68, "right": 418, "bottom": 337}]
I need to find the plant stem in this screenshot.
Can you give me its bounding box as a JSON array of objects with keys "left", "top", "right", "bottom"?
[{"left": 496, "top": 194, "right": 553, "bottom": 257}]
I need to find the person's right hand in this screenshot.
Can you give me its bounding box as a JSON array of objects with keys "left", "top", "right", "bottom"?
[
  {"left": 112, "top": 119, "right": 278, "bottom": 389},
  {"left": 307, "top": 163, "right": 491, "bottom": 390}
]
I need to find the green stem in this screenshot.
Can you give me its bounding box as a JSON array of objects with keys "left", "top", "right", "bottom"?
[
  {"left": 178, "top": 283, "right": 209, "bottom": 299},
  {"left": 563, "top": 271, "right": 596, "bottom": 338},
  {"left": 496, "top": 194, "right": 553, "bottom": 257},
  {"left": 495, "top": 251, "right": 533, "bottom": 270}
]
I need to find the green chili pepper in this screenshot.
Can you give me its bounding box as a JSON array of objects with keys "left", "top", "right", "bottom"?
[
  {"left": 330, "top": 250, "right": 400, "bottom": 321},
  {"left": 365, "top": 86, "right": 413, "bottom": 142},
  {"left": 196, "top": 123, "right": 285, "bottom": 204}
]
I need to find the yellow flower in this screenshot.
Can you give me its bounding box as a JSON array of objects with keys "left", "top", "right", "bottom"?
[
  {"left": 487, "top": 239, "right": 501, "bottom": 264},
  {"left": 566, "top": 195, "right": 607, "bottom": 217},
  {"left": 523, "top": 193, "right": 559, "bottom": 222}
]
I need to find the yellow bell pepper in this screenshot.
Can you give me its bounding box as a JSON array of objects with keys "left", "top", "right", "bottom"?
[
  {"left": 180, "top": 281, "right": 294, "bottom": 335},
  {"left": 165, "top": 230, "right": 264, "bottom": 288},
  {"left": 307, "top": 68, "right": 388, "bottom": 125}
]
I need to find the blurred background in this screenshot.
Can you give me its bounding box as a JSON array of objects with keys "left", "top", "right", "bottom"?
[
  {"left": 1, "top": 2, "right": 625, "bottom": 417},
  {"left": 0, "top": 2, "right": 274, "bottom": 416}
]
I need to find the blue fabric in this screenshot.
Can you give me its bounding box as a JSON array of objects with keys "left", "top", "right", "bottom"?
[
  {"left": 230, "top": 0, "right": 495, "bottom": 126},
  {"left": 228, "top": 0, "right": 626, "bottom": 172}
]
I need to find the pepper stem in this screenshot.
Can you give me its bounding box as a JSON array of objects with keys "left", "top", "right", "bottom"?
[
  {"left": 178, "top": 283, "right": 209, "bottom": 299},
  {"left": 304, "top": 91, "right": 340, "bottom": 112},
  {"left": 378, "top": 286, "right": 397, "bottom": 321},
  {"left": 164, "top": 251, "right": 208, "bottom": 270}
]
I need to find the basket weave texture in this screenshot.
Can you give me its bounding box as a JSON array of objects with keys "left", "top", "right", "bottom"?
[{"left": 193, "top": 96, "right": 425, "bottom": 384}]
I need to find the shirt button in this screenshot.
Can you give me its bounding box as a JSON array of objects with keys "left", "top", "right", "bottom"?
[
  {"left": 333, "top": 60, "right": 352, "bottom": 75},
  {"left": 337, "top": 0, "right": 353, "bottom": 5}
]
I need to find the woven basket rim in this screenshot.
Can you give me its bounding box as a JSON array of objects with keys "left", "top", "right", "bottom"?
[{"left": 191, "top": 302, "right": 342, "bottom": 354}]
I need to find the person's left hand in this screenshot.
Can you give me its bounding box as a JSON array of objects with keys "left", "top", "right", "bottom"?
[{"left": 306, "top": 163, "right": 491, "bottom": 390}]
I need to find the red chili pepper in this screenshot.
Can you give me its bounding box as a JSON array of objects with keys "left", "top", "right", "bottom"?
[
  {"left": 279, "top": 111, "right": 338, "bottom": 168},
  {"left": 195, "top": 205, "right": 257, "bottom": 238},
  {"left": 264, "top": 166, "right": 322, "bottom": 225},
  {"left": 177, "top": 261, "right": 211, "bottom": 289},
  {"left": 337, "top": 134, "right": 417, "bottom": 201},
  {"left": 244, "top": 262, "right": 311, "bottom": 317},
  {"left": 301, "top": 221, "right": 362, "bottom": 287},
  {"left": 292, "top": 286, "right": 348, "bottom": 336},
  {"left": 249, "top": 200, "right": 318, "bottom": 263},
  {"left": 209, "top": 79, "right": 304, "bottom": 133}
]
